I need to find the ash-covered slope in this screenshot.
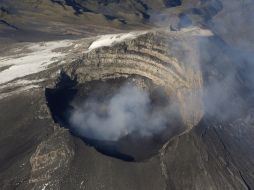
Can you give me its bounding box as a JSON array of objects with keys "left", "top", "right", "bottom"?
[
  {"left": 0, "top": 0, "right": 254, "bottom": 190},
  {"left": 0, "top": 26, "right": 253, "bottom": 189},
  {"left": 0, "top": 0, "right": 223, "bottom": 42}
]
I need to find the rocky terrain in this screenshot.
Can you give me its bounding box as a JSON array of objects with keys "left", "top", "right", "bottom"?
[{"left": 0, "top": 0, "right": 254, "bottom": 190}]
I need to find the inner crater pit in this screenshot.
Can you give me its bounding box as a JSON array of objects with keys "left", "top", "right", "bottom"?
[{"left": 46, "top": 74, "right": 184, "bottom": 161}]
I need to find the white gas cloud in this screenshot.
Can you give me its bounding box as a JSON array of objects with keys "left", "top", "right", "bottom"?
[{"left": 69, "top": 84, "right": 178, "bottom": 141}]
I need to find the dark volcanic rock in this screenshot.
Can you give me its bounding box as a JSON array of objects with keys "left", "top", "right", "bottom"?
[{"left": 164, "top": 0, "right": 182, "bottom": 8}]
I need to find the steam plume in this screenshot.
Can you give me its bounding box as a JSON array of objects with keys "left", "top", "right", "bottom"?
[{"left": 69, "top": 84, "right": 178, "bottom": 141}]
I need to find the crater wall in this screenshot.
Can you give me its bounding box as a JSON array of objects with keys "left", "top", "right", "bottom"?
[{"left": 64, "top": 31, "right": 204, "bottom": 131}]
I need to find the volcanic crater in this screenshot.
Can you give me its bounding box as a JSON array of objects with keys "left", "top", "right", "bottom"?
[
  {"left": 45, "top": 31, "right": 204, "bottom": 162},
  {"left": 46, "top": 73, "right": 185, "bottom": 161}
]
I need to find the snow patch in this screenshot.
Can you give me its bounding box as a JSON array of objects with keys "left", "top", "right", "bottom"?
[
  {"left": 88, "top": 31, "right": 146, "bottom": 51},
  {"left": 0, "top": 40, "right": 73, "bottom": 85},
  {"left": 0, "top": 32, "right": 146, "bottom": 85}
]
